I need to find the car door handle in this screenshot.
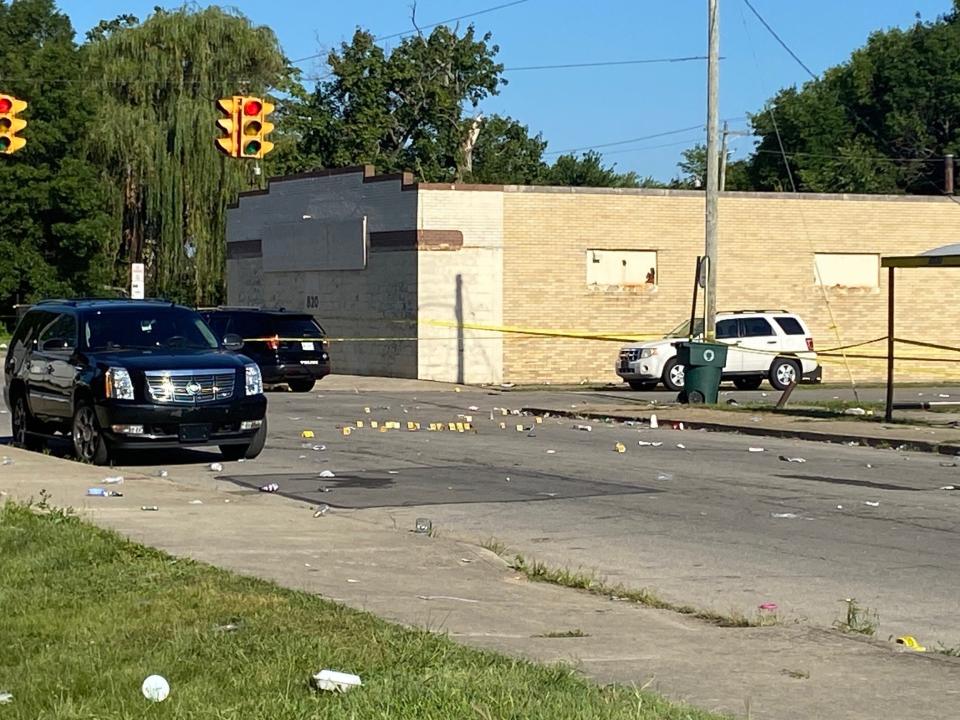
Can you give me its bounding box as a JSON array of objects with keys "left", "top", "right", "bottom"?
[
  {"left": 766, "top": 341, "right": 777, "bottom": 344},
  {"left": 45, "top": 364, "right": 55, "bottom": 374}
]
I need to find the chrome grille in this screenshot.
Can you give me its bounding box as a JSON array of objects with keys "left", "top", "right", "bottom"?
[{"left": 145, "top": 369, "right": 236, "bottom": 405}]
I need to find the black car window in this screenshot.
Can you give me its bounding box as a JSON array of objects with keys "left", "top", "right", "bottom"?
[
  {"left": 741, "top": 317, "right": 774, "bottom": 338},
  {"left": 716, "top": 319, "right": 739, "bottom": 339},
  {"left": 204, "top": 314, "right": 230, "bottom": 339},
  {"left": 274, "top": 317, "right": 325, "bottom": 339},
  {"left": 37, "top": 313, "right": 78, "bottom": 351},
  {"left": 83, "top": 307, "right": 218, "bottom": 350},
  {"left": 775, "top": 316, "right": 805, "bottom": 335},
  {"left": 225, "top": 313, "right": 324, "bottom": 340},
  {"left": 10, "top": 310, "right": 49, "bottom": 353}
]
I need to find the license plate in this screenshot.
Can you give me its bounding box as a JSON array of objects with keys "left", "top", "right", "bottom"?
[
  {"left": 301, "top": 341, "right": 315, "bottom": 350},
  {"left": 619, "top": 363, "right": 630, "bottom": 372},
  {"left": 179, "top": 424, "right": 210, "bottom": 442},
  {"left": 300, "top": 360, "right": 319, "bottom": 365}
]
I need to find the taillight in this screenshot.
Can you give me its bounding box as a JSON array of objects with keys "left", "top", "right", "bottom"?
[
  {"left": 267, "top": 335, "right": 280, "bottom": 351},
  {"left": 806, "top": 337, "right": 815, "bottom": 351}
]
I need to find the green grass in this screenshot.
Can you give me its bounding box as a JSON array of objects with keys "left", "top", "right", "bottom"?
[
  {"left": 534, "top": 629, "right": 589, "bottom": 638},
  {"left": 833, "top": 598, "right": 879, "bottom": 636},
  {"left": 509, "top": 555, "right": 754, "bottom": 628},
  {"left": 0, "top": 501, "right": 727, "bottom": 720}
]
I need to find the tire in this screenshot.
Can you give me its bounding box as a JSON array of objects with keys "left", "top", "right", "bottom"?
[
  {"left": 220, "top": 417, "right": 267, "bottom": 461},
  {"left": 686, "top": 390, "right": 706, "bottom": 404},
  {"left": 72, "top": 401, "right": 111, "bottom": 465},
  {"left": 662, "top": 358, "right": 685, "bottom": 392},
  {"left": 733, "top": 377, "right": 763, "bottom": 391},
  {"left": 11, "top": 391, "right": 44, "bottom": 451},
  {"left": 628, "top": 380, "right": 657, "bottom": 391},
  {"left": 288, "top": 379, "right": 316, "bottom": 393},
  {"left": 769, "top": 358, "right": 800, "bottom": 391}
]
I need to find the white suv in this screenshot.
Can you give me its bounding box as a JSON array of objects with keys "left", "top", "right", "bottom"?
[{"left": 616, "top": 310, "right": 821, "bottom": 391}]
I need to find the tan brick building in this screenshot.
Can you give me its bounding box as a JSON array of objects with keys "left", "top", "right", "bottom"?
[{"left": 226, "top": 165, "right": 959, "bottom": 385}]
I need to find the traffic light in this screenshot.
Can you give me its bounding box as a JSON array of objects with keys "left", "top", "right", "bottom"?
[
  {"left": 0, "top": 94, "right": 27, "bottom": 155},
  {"left": 215, "top": 96, "right": 239, "bottom": 157},
  {"left": 238, "top": 96, "right": 274, "bottom": 159}
]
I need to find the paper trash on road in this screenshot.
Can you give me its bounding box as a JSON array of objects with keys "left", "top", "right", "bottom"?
[
  {"left": 311, "top": 670, "right": 362, "bottom": 693},
  {"left": 188, "top": 500, "right": 203, "bottom": 505},
  {"left": 573, "top": 424, "right": 593, "bottom": 432},
  {"left": 748, "top": 447, "right": 765, "bottom": 453},
  {"left": 209, "top": 463, "right": 223, "bottom": 472},
  {"left": 141, "top": 675, "right": 170, "bottom": 702},
  {"left": 86, "top": 488, "right": 122, "bottom": 497},
  {"left": 259, "top": 483, "right": 279, "bottom": 493},
  {"left": 318, "top": 470, "right": 336, "bottom": 478},
  {"left": 614, "top": 442, "right": 626, "bottom": 453},
  {"left": 844, "top": 407, "right": 867, "bottom": 416},
  {"left": 864, "top": 501, "right": 880, "bottom": 507},
  {"left": 771, "top": 512, "right": 799, "bottom": 519},
  {"left": 157, "top": 469, "right": 169, "bottom": 478},
  {"left": 102, "top": 476, "right": 124, "bottom": 484},
  {"left": 656, "top": 472, "right": 673, "bottom": 481},
  {"left": 676, "top": 443, "right": 686, "bottom": 449},
  {"left": 638, "top": 441, "right": 663, "bottom": 447},
  {"left": 468, "top": 405, "right": 480, "bottom": 411},
  {"left": 1, "top": 456, "right": 13, "bottom": 466},
  {"left": 940, "top": 485, "right": 956, "bottom": 491},
  {"left": 301, "top": 430, "right": 316, "bottom": 439},
  {"left": 778, "top": 456, "right": 806, "bottom": 463},
  {"left": 313, "top": 504, "right": 329, "bottom": 517}
]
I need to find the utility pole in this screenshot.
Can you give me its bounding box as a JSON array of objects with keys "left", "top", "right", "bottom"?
[
  {"left": 719, "top": 120, "right": 729, "bottom": 192},
  {"left": 946, "top": 154, "right": 955, "bottom": 195},
  {"left": 704, "top": 0, "right": 720, "bottom": 341}
]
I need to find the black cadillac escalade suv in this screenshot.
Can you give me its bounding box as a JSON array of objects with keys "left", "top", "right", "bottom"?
[{"left": 3, "top": 299, "right": 267, "bottom": 465}]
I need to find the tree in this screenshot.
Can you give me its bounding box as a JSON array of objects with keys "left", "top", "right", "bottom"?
[
  {"left": 85, "top": 7, "right": 292, "bottom": 304},
  {"left": 0, "top": 0, "right": 114, "bottom": 319},
  {"left": 673, "top": 142, "right": 749, "bottom": 190},
  {"left": 296, "top": 25, "right": 505, "bottom": 182},
  {"left": 541, "top": 151, "right": 643, "bottom": 188},
  {"left": 744, "top": 2, "right": 960, "bottom": 194},
  {"left": 465, "top": 114, "right": 547, "bottom": 184}
]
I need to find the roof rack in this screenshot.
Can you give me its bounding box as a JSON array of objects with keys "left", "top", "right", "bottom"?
[
  {"left": 35, "top": 297, "right": 175, "bottom": 307},
  {"left": 203, "top": 305, "right": 291, "bottom": 312},
  {"left": 720, "top": 309, "right": 790, "bottom": 314}
]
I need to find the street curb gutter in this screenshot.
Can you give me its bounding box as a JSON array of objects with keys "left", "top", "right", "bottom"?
[{"left": 520, "top": 407, "right": 960, "bottom": 457}]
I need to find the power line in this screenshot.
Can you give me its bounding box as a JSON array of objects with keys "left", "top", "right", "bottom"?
[
  {"left": 504, "top": 56, "right": 710, "bottom": 72},
  {"left": 544, "top": 117, "right": 747, "bottom": 156},
  {"left": 754, "top": 148, "right": 942, "bottom": 164},
  {"left": 290, "top": 0, "right": 530, "bottom": 65},
  {"left": 741, "top": 0, "right": 818, "bottom": 80}
]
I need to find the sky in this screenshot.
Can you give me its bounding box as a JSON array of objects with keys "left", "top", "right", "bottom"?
[{"left": 59, "top": 0, "right": 953, "bottom": 181}]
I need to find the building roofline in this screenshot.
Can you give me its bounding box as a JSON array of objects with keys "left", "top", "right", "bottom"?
[{"left": 229, "top": 165, "right": 957, "bottom": 207}]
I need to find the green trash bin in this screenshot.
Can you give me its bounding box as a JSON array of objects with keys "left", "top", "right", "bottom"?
[{"left": 675, "top": 342, "right": 728, "bottom": 404}]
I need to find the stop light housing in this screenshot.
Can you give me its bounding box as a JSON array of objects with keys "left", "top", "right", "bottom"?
[
  {"left": 238, "top": 96, "right": 275, "bottom": 159},
  {"left": 215, "top": 96, "right": 239, "bottom": 157},
  {"left": 0, "top": 94, "right": 27, "bottom": 155}
]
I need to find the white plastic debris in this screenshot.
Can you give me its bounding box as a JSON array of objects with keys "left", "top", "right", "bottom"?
[
  {"left": 638, "top": 440, "right": 663, "bottom": 447},
  {"left": 546, "top": 449, "right": 556, "bottom": 454},
  {"left": 778, "top": 456, "right": 806, "bottom": 463},
  {"left": 260, "top": 482, "right": 279, "bottom": 493},
  {"left": 844, "top": 407, "right": 867, "bottom": 416},
  {"left": 102, "top": 475, "right": 124, "bottom": 484},
  {"left": 312, "top": 445, "right": 326, "bottom": 451},
  {"left": 157, "top": 469, "right": 169, "bottom": 478},
  {"left": 313, "top": 504, "right": 329, "bottom": 517},
  {"left": 0, "top": 692, "right": 12, "bottom": 704},
  {"left": 656, "top": 472, "right": 673, "bottom": 481},
  {"left": 209, "top": 463, "right": 223, "bottom": 472},
  {"left": 939, "top": 394, "right": 951, "bottom": 398},
  {"left": 141, "top": 675, "right": 170, "bottom": 702},
  {"left": 864, "top": 501, "right": 880, "bottom": 507},
  {"left": 836, "top": 505, "right": 844, "bottom": 510},
  {"left": 319, "top": 470, "right": 336, "bottom": 478},
  {"left": 573, "top": 424, "right": 593, "bottom": 432},
  {"left": 771, "top": 512, "right": 799, "bottom": 519},
  {"left": 940, "top": 485, "right": 956, "bottom": 491},
  {"left": 311, "top": 670, "right": 362, "bottom": 693},
  {"left": 1, "top": 456, "right": 13, "bottom": 466},
  {"left": 748, "top": 447, "right": 765, "bottom": 453},
  {"left": 468, "top": 405, "right": 480, "bottom": 411},
  {"left": 188, "top": 500, "right": 203, "bottom": 505},
  {"left": 649, "top": 414, "right": 658, "bottom": 429}
]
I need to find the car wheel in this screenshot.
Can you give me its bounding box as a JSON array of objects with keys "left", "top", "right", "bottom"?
[
  {"left": 11, "top": 392, "right": 44, "bottom": 451},
  {"left": 769, "top": 358, "right": 800, "bottom": 391},
  {"left": 733, "top": 377, "right": 763, "bottom": 391},
  {"left": 662, "top": 358, "right": 685, "bottom": 392},
  {"left": 628, "top": 380, "right": 657, "bottom": 391},
  {"left": 288, "top": 379, "right": 316, "bottom": 393},
  {"left": 220, "top": 417, "right": 267, "bottom": 461},
  {"left": 72, "top": 401, "right": 110, "bottom": 465}
]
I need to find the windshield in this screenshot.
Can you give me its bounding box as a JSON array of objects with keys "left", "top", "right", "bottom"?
[
  {"left": 82, "top": 307, "right": 219, "bottom": 351},
  {"left": 665, "top": 319, "right": 704, "bottom": 339},
  {"left": 227, "top": 314, "right": 325, "bottom": 340}
]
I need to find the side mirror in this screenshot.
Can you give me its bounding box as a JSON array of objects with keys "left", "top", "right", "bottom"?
[{"left": 223, "top": 333, "right": 244, "bottom": 352}]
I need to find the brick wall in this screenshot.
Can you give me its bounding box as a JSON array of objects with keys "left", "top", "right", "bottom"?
[{"left": 501, "top": 187, "right": 960, "bottom": 385}]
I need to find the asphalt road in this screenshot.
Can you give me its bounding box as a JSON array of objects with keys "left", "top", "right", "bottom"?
[{"left": 5, "top": 376, "right": 960, "bottom": 647}]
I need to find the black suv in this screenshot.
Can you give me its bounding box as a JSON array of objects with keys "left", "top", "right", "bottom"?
[
  {"left": 3, "top": 299, "right": 268, "bottom": 465},
  {"left": 200, "top": 308, "right": 330, "bottom": 392}
]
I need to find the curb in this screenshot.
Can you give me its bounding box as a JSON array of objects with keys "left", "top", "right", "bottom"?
[{"left": 520, "top": 406, "right": 960, "bottom": 457}]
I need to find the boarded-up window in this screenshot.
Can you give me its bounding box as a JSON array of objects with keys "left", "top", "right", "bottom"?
[
  {"left": 586, "top": 250, "right": 658, "bottom": 287},
  {"left": 814, "top": 253, "right": 879, "bottom": 288}
]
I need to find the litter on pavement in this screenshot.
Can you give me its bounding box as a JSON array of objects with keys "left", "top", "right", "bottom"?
[
  {"left": 259, "top": 483, "right": 279, "bottom": 493},
  {"left": 864, "top": 501, "right": 880, "bottom": 507},
  {"left": 415, "top": 518, "right": 432, "bottom": 534},
  {"left": 676, "top": 443, "right": 686, "bottom": 449},
  {"left": 844, "top": 407, "right": 868, "bottom": 416},
  {"left": 311, "top": 670, "right": 362, "bottom": 693},
  {"left": 758, "top": 602, "right": 779, "bottom": 611},
  {"left": 209, "top": 463, "right": 223, "bottom": 472},
  {"left": 188, "top": 500, "right": 203, "bottom": 505},
  {"left": 771, "top": 512, "right": 799, "bottom": 519},
  {"left": 157, "top": 469, "right": 169, "bottom": 478},
  {"left": 141, "top": 675, "right": 170, "bottom": 702},
  {"left": 86, "top": 488, "right": 122, "bottom": 497},
  {"left": 313, "top": 504, "right": 329, "bottom": 517},
  {"left": 748, "top": 447, "right": 765, "bottom": 453},
  {"left": 656, "top": 472, "right": 673, "bottom": 481},
  {"left": 1, "top": 456, "right": 13, "bottom": 466},
  {"left": 573, "top": 424, "right": 593, "bottom": 432},
  {"left": 638, "top": 440, "right": 663, "bottom": 447},
  {"left": 895, "top": 636, "right": 926, "bottom": 652},
  {"left": 614, "top": 442, "right": 626, "bottom": 453},
  {"left": 140, "top": 506, "right": 159, "bottom": 511},
  {"left": 102, "top": 475, "right": 124, "bottom": 484},
  {"left": 940, "top": 485, "right": 956, "bottom": 491},
  {"left": 301, "top": 430, "right": 315, "bottom": 438},
  {"left": 778, "top": 456, "right": 806, "bottom": 463},
  {"left": 649, "top": 414, "right": 658, "bottom": 429},
  {"left": 318, "top": 470, "right": 336, "bottom": 478}
]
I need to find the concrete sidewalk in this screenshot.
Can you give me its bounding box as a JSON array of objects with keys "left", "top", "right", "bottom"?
[
  {"left": 2, "top": 447, "right": 958, "bottom": 720},
  {"left": 520, "top": 403, "right": 960, "bottom": 455}
]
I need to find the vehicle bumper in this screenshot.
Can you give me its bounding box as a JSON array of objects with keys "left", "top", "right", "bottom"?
[
  {"left": 801, "top": 365, "right": 823, "bottom": 384},
  {"left": 615, "top": 360, "right": 663, "bottom": 382},
  {"left": 95, "top": 395, "right": 267, "bottom": 449},
  {"left": 261, "top": 362, "right": 331, "bottom": 385}
]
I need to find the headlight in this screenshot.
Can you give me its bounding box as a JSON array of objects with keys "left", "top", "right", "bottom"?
[
  {"left": 640, "top": 348, "right": 659, "bottom": 359},
  {"left": 105, "top": 367, "right": 135, "bottom": 400},
  {"left": 245, "top": 364, "right": 263, "bottom": 396}
]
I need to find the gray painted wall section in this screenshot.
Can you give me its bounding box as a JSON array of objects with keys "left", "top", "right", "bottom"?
[{"left": 226, "top": 172, "right": 419, "bottom": 377}]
